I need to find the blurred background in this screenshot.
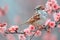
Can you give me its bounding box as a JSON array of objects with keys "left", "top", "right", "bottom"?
[{"left": 0, "top": 0, "right": 60, "bottom": 40}]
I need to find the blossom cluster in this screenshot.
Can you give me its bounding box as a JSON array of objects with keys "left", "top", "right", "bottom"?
[{"left": 46, "top": 0, "right": 60, "bottom": 14}]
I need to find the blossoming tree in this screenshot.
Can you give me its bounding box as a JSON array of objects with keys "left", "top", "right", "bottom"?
[{"left": 0, "top": 0, "right": 60, "bottom": 40}]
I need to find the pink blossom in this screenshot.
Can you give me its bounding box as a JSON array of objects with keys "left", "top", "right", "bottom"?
[
  {"left": 46, "top": 0, "right": 59, "bottom": 11},
  {"left": 35, "top": 30, "right": 41, "bottom": 37},
  {"left": 0, "top": 23, "right": 7, "bottom": 33},
  {"left": 0, "top": 23, "right": 7, "bottom": 27},
  {"left": 8, "top": 25, "right": 18, "bottom": 33},
  {"left": 0, "top": 27, "right": 6, "bottom": 33},
  {"left": 46, "top": 0, "right": 53, "bottom": 9},
  {"left": 29, "top": 25, "right": 35, "bottom": 31},
  {"left": 46, "top": 2, "right": 53, "bottom": 7},
  {"left": 56, "top": 12, "right": 60, "bottom": 17},
  {"left": 53, "top": 13, "right": 60, "bottom": 21},
  {"left": 54, "top": 15, "right": 59, "bottom": 21},
  {"left": 19, "top": 34, "right": 26, "bottom": 40},
  {"left": 45, "top": 19, "right": 55, "bottom": 28},
  {"left": 8, "top": 27, "right": 15, "bottom": 33},
  {"left": 45, "top": 2, "right": 53, "bottom": 14},
  {"left": 52, "top": 4, "right": 59, "bottom": 10},
  {"left": 46, "top": 9, "right": 52, "bottom": 15},
  {"left": 48, "top": 21, "right": 55, "bottom": 28},
  {"left": 24, "top": 28, "right": 32, "bottom": 36}
]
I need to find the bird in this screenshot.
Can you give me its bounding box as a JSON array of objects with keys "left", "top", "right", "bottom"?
[{"left": 19, "top": 5, "right": 48, "bottom": 26}]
